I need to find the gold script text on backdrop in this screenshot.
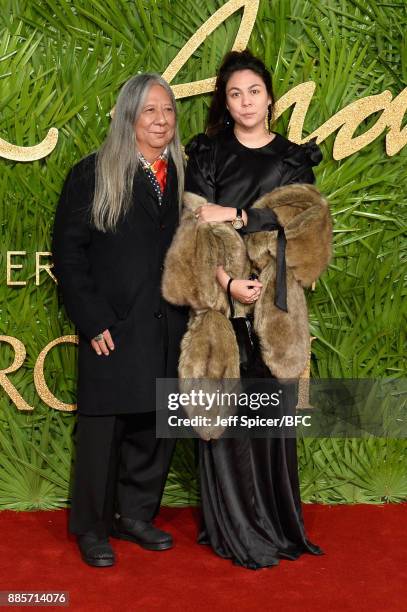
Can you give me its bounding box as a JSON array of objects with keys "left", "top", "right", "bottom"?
[
  {"left": 5, "top": 252, "right": 55, "bottom": 286},
  {"left": 0, "top": 335, "right": 77, "bottom": 411},
  {"left": 0, "top": 334, "right": 314, "bottom": 412},
  {"left": 0, "top": 0, "right": 406, "bottom": 162}
]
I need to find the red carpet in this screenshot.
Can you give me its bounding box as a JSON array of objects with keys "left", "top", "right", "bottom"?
[{"left": 0, "top": 504, "right": 405, "bottom": 611}]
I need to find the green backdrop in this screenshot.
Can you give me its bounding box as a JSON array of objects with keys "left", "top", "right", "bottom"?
[{"left": 0, "top": 0, "right": 406, "bottom": 509}]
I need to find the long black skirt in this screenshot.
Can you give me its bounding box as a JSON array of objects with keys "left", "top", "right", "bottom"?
[{"left": 197, "top": 370, "right": 324, "bottom": 569}]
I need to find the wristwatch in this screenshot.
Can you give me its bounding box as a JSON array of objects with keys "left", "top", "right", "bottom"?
[{"left": 231, "top": 208, "right": 244, "bottom": 230}]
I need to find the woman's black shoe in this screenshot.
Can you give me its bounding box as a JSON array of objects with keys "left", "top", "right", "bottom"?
[
  {"left": 77, "top": 534, "right": 115, "bottom": 567},
  {"left": 111, "top": 516, "right": 173, "bottom": 551}
]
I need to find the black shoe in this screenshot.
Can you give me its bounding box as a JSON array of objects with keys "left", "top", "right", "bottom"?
[
  {"left": 77, "top": 534, "right": 115, "bottom": 567},
  {"left": 111, "top": 516, "right": 173, "bottom": 551}
]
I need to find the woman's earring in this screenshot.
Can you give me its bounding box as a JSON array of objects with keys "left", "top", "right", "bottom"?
[
  {"left": 267, "top": 104, "right": 273, "bottom": 133},
  {"left": 224, "top": 109, "right": 232, "bottom": 127}
]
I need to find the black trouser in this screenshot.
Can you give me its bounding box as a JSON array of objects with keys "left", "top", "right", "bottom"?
[{"left": 69, "top": 412, "right": 176, "bottom": 539}]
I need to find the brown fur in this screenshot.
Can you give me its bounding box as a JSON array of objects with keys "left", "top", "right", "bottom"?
[
  {"left": 162, "top": 193, "right": 249, "bottom": 314},
  {"left": 254, "top": 263, "right": 310, "bottom": 378},
  {"left": 162, "top": 185, "right": 332, "bottom": 380},
  {"left": 247, "top": 184, "right": 332, "bottom": 287}
]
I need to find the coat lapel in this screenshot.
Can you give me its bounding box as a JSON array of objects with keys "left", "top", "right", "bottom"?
[
  {"left": 161, "top": 157, "right": 178, "bottom": 218},
  {"left": 133, "top": 156, "right": 178, "bottom": 222},
  {"left": 133, "top": 167, "right": 160, "bottom": 222}
]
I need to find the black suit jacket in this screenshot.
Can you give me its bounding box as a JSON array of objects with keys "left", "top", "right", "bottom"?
[{"left": 52, "top": 153, "right": 188, "bottom": 415}]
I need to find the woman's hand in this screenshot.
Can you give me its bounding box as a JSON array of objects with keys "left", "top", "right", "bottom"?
[
  {"left": 216, "top": 266, "right": 262, "bottom": 304},
  {"left": 91, "top": 329, "right": 115, "bottom": 356},
  {"left": 195, "top": 204, "right": 247, "bottom": 225},
  {"left": 229, "top": 279, "right": 263, "bottom": 304}
]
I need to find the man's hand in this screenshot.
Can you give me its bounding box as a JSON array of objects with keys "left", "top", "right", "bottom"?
[{"left": 91, "top": 329, "right": 115, "bottom": 356}]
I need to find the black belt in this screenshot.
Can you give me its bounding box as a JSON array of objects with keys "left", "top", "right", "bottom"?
[{"left": 261, "top": 211, "right": 288, "bottom": 312}]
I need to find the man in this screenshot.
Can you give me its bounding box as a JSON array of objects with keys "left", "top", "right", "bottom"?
[{"left": 52, "top": 74, "right": 187, "bottom": 567}]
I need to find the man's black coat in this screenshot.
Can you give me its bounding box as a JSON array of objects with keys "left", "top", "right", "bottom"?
[{"left": 52, "top": 153, "right": 188, "bottom": 415}]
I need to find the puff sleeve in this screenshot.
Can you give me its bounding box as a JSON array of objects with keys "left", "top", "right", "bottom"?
[
  {"left": 242, "top": 137, "right": 323, "bottom": 234},
  {"left": 280, "top": 137, "right": 322, "bottom": 186}
]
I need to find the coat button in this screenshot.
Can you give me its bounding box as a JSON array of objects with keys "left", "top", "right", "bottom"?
[
  {"left": 160, "top": 223, "right": 165, "bottom": 230},
  {"left": 154, "top": 311, "right": 163, "bottom": 319}
]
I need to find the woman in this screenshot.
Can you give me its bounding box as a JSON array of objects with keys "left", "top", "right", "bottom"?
[
  {"left": 52, "top": 74, "right": 188, "bottom": 567},
  {"left": 164, "top": 50, "right": 330, "bottom": 569}
]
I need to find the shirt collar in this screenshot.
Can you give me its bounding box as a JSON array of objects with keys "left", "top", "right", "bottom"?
[{"left": 139, "top": 147, "right": 169, "bottom": 169}]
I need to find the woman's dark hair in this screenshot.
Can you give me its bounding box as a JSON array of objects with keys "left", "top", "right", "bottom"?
[{"left": 206, "top": 49, "right": 274, "bottom": 137}]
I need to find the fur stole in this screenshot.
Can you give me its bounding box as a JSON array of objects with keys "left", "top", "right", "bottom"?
[{"left": 162, "top": 184, "right": 332, "bottom": 380}]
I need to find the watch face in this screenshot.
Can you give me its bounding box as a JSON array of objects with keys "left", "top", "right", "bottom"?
[{"left": 232, "top": 218, "right": 244, "bottom": 229}]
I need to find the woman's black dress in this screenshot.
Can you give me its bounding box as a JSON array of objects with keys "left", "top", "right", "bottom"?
[{"left": 184, "top": 127, "right": 325, "bottom": 569}]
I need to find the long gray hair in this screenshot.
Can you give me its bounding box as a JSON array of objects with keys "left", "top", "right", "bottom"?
[{"left": 92, "top": 73, "right": 184, "bottom": 232}]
